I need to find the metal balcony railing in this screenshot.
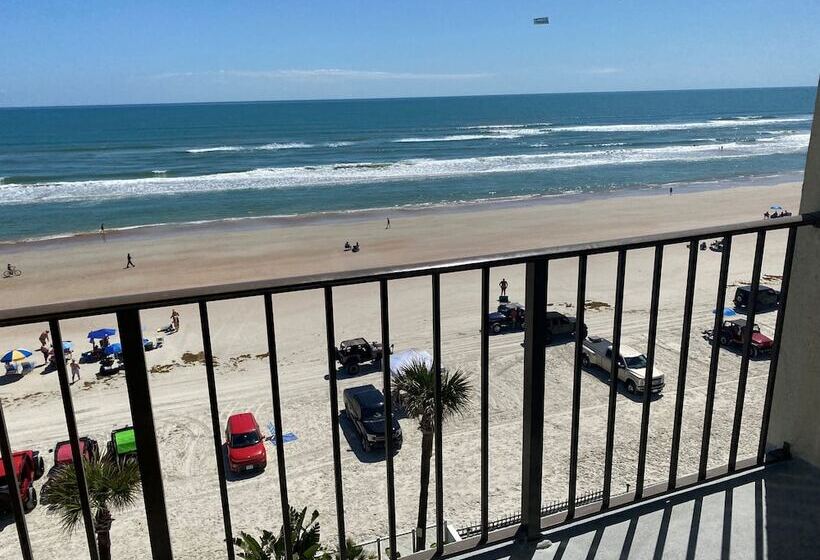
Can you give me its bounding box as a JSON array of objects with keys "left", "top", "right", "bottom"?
[{"left": 0, "top": 213, "right": 816, "bottom": 560}]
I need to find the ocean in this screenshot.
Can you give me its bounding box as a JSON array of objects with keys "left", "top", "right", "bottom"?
[{"left": 0, "top": 87, "right": 815, "bottom": 242}]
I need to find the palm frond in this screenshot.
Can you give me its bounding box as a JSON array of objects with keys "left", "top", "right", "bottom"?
[
  {"left": 391, "top": 359, "right": 472, "bottom": 431},
  {"left": 42, "top": 457, "right": 142, "bottom": 533}
]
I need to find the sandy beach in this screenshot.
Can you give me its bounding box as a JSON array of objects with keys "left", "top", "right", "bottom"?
[{"left": 0, "top": 181, "right": 801, "bottom": 559}]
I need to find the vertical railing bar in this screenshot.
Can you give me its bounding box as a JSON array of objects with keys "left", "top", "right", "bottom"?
[
  {"left": 728, "top": 231, "right": 767, "bottom": 471},
  {"left": 432, "top": 273, "right": 445, "bottom": 557},
  {"left": 520, "top": 259, "right": 548, "bottom": 540},
  {"left": 567, "top": 255, "right": 587, "bottom": 519},
  {"left": 602, "top": 250, "right": 626, "bottom": 508},
  {"left": 479, "top": 267, "right": 490, "bottom": 544},
  {"left": 0, "top": 381, "right": 33, "bottom": 560},
  {"left": 198, "top": 303, "right": 236, "bottom": 560},
  {"left": 757, "top": 226, "right": 797, "bottom": 463},
  {"left": 379, "top": 280, "right": 398, "bottom": 560},
  {"left": 50, "top": 319, "right": 100, "bottom": 560},
  {"left": 635, "top": 245, "right": 664, "bottom": 499},
  {"left": 116, "top": 308, "right": 174, "bottom": 559},
  {"left": 323, "top": 287, "right": 347, "bottom": 560},
  {"left": 668, "top": 241, "right": 699, "bottom": 489},
  {"left": 699, "top": 235, "right": 733, "bottom": 480},
  {"left": 263, "top": 295, "right": 293, "bottom": 560}
]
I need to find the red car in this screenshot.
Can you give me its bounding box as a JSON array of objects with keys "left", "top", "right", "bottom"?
[
  {"left": 225, "top": 413, "right": 267, "bottom": 474},
  {"left": 53, "top": 437, "right": 100, "bottom": 468},
  {"left": 717, "top": 318, "right": 774, "bottom": 357},
  {"left": 0, "top": 450, "right": 44, "bottom": 513}
]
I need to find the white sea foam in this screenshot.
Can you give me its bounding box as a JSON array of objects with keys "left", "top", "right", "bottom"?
[
  {"left": 326, "top": 141, "right": 355, "bottom": 148},
  {"left": 394, "top": 128, "right": 551, "bottom": 143},
  {"left": 1, "top": 133, "right": 808, "bottom": 205},
  {"left": 186, "top": 142, "right": 313, "bottom": 153},
  {"left": 548, "top": 116, "right": 812, "bottom": 133}
]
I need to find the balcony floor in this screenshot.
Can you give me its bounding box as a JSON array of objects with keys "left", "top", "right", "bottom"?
[{"left": 463, "top": 459, "right": 820, "bottom": 560}]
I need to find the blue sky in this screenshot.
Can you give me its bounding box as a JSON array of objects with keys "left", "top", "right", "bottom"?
[{"left": 1, "top": 0, "right": 818, "bottom": 107}]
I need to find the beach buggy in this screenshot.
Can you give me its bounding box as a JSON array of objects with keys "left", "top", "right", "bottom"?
[
  {"left": 107, "top": 426, "right": 138, "bottom": 464},
  {"left": 336, "top": 338, "right": 385, "bottom": 375}
]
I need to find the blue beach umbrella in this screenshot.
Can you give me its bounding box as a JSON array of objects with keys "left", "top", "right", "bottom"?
[
  {"left": 1, "top": 348, "right": 33, "bottom": 363},
  {"left": 713, "top": 307, "right": 737, "bottom": 317},
  {"left": 103, "top": 343, "right": 122, "bottom": 356},
  {"left": 88, "top": 328, "right": 117, "bottom": 341},
  {"left": 769, "top": 204, "right": 783, "bottom": 211}
]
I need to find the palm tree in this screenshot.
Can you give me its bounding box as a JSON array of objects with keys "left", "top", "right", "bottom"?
[
  {"left": 234, "top": 506, "right": 325, "bottom": 560},
  {"left": 43, "top": 457, "right": 141, "bottom": 560},
  {"left": 391, "top": 360, "right": 472, "bottom": 552}
]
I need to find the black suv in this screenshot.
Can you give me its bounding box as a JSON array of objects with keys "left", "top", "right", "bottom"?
[
  {"left": 733, "top": 285, "right": 779, "bottom": 311},
  {"left": 487, "top": 303, "right": 526, "bottom": 334},
  {"left": 544, "top": 311, "right": 587, "bottom": 343},
  {"left": 342, "top": 385, "right": 402, "bottom": 452},
  {"left": 336, "top": 338, "right": 384, "bottom": 375}
]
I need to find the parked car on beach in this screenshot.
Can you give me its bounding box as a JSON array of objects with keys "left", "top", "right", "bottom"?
[
  {"left": 225, "top": 413, "right": 267, "bottom": 474},
  {"left": 487, "top": 302, "right": 526, "bottom": 334},
  {"left": 733, "top": 285, "right": 780, "bottom": 311},
  {"left": 0, "top": 450, "right": 44, "bottom": 513},
  {"left": 707, "top": 318, "right": 773, "bottom": 357},
  {"left": 343, "top": 384, "right": 402, "bottom": 453},
  {"left": 581, "top": 336, "right": 665, "bottom": 395},
  {"left": 336, "top": 338, "right": 385, "bottom": 375},
  {"left": 53, "top": 436, "right": 99, "bottom": 468}
]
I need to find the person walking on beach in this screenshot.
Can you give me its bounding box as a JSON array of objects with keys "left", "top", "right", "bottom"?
[
  {"left": 385, "top": 217, "right": 391, "bottom": 229},
  {"left": 100, "top": 223, "right": 105, "bottom": 234},
  {"left": 39, "top": 330, "right": 50, "bottom": 347},
  {"left": 40, "top": 345, "right": 50, "bottom": 364},
  {"left": 499, "top": 278, "right": 509, "bottom": 297},
  {"left": 171, "top": 309, "right": 180, "bottom": 332},
  {"left": 70, "top": 359, "right": 81, "bottom": 383},
  {"left": 125, "top": 253, "right": 135, "bottom": 268}
]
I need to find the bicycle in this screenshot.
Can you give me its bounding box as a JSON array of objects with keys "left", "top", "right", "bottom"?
[{"left": 3, "top": 266, "right": 21, "bottom": 278}]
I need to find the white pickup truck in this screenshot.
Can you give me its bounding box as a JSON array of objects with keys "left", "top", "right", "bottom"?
[{"left": 581, "top": 335, "right": 665, "bottom": 395}]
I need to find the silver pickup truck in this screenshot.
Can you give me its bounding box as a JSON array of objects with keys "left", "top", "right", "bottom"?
[{"left": 581, "top": 335, "right": 665, "bottom": 395}]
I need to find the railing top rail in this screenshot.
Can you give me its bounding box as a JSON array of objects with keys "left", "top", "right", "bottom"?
[{"left": 1, "top": 213, "right": 815, "bottom": 327}]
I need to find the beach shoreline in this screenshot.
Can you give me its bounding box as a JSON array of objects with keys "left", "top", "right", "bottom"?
[{"left": 0, "top": 171, "right": 803, "bottom": 249}]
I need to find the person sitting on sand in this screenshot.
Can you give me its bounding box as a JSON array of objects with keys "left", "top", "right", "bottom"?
[
  {"left": 344, "top": 241, "right": 351, "bottom": 251},
  {"left": 352, "top": 242, "right": 360, "bottom": 253}
]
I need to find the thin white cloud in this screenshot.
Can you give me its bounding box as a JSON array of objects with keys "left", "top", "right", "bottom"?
[
  {"left": 152, "top": 68, "right": 491, "bottom": 81},
  {"left": 580, "top": 67, "right": 623, "bottom": 75}
]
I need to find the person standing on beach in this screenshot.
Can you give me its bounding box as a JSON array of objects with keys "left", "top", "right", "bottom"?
[
  {"left": 126, "top": 253, "right": 135, "bottom": 268},
  {"left": 70, "top": 359, "right": 81, "bottom": 383},
  {"left": 499, "top": 278, "right": 508, "bottom": 297},
  {"left": 171, "top": 309, "right": 180, "bottom": 332},
  {"left": 386, "top": 217, "right": 391, "bottom": 229},
  {"left": 100, "top": 223, "right": 105, "bottom": 234},
  {"left": 39, "top": 330, "right": 50, "bottom": 347},
  {"left": 669, "top": 187, "right": 673, "bottom": 196}
]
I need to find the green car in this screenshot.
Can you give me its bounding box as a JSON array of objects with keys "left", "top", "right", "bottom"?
[{"left": 107, "top": 426, "right": 137, "bottom": 464}]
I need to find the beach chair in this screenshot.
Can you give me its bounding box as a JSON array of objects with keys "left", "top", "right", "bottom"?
[
  {"left": 155, "top": 336, "right": 164, "bottom": 348},
  {"left": 5, "top": 363, "right": 18, "bottom": 375},
  {"left": 20, "top": 361, "right": 34, "bottom": 373}
]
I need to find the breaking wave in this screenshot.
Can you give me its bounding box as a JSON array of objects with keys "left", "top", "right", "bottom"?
[{"left": 1, "top": 132, "right": 808, "bottom": 205}]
